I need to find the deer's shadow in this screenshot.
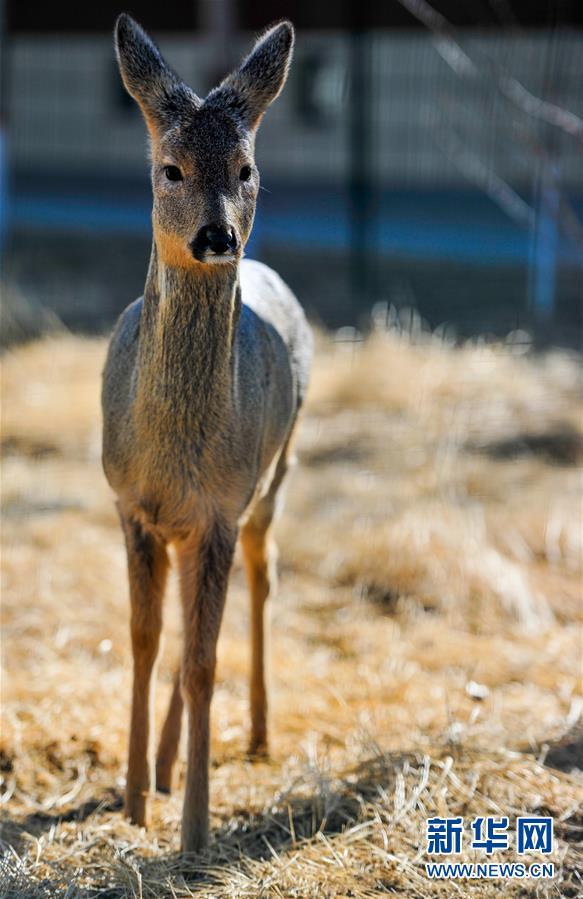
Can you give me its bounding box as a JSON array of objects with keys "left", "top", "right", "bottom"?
[
  {"left": 138, "top": 750, "right": 411, "bottom": 891},
  {"left": 0, "top": 751, "right": 412, "bottom": 896},
  {"left": 0, "top": 790, "right": 124, "bottom": 855}
]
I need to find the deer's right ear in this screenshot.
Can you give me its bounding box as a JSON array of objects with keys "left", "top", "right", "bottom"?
[
  {"left": 206, "top": 21, "right": 294, "bottom": 131},
  {"left": 114, "top": 14, "right": 198, "bottom": 137}
]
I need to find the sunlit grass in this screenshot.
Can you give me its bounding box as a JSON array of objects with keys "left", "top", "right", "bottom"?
[{"left": 1, "top": 327, "right": 582, "bottom": 896}]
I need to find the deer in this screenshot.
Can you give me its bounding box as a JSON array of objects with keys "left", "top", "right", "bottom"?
[{"left": 101, "top": 14, "right": 312, "bottom": 853}]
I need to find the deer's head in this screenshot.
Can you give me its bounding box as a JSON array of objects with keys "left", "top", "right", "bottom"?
[{"left": 115, "top": 14, "right": 294, "bottom": 269}]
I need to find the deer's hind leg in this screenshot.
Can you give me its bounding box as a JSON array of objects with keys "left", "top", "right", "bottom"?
[
  {"left": 241, "top": 436, "right": 295, "bottom": 757},
  {"left": 122, "top": 515, "right": 169, "bottom": 827},
  {"left": 155, "top": 668, "right": 183, "bottom": 794}
]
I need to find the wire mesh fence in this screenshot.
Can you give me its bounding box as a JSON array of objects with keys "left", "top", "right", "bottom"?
[{"left": 3, "top": 6, "right": 582, "bottom": 345}]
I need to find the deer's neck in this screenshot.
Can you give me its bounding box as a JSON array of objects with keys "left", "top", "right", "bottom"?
[{"left": 134, "top": 244, "right": 240, "bottom": 443}]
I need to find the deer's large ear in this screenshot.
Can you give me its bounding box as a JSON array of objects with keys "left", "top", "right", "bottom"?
[
  {"left": 206, "top": 21, "right": 294, "bottom": 131},
  {"left": 115, "top": 13, "right": 199, "bottom": 136}
]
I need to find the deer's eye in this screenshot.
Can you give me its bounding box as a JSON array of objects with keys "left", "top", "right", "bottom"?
[
  {"left": 239, "top": 165, "right": 252, "bottom": 182},
  {"left": 164, "top": 165, "right": 183, "bottom": 182}
]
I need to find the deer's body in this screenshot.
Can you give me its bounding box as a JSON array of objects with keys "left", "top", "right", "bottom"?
[
  {"left": 103, "top": 256, "right": 310, "bottom": 536},
  {"left": 101, "top": 15, "right": 311, "bottom": 852}
]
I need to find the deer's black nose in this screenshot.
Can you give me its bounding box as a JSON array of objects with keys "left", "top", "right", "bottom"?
[{"left": 191, "top": 224, "right": 238, "bottom": 259}]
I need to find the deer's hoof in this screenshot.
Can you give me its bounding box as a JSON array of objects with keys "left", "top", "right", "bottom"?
[
  {"left": 180, "top": 831, "right": 209, "bottom": 855},
  {"left": 125, "top": 791, "right": 149, "bottom": 827},
  {"left": 247, "top": 739, "right": 269, "bottom": 761},
  {"left": 155, "top": 767, "right": 173, "bottom": 795}
]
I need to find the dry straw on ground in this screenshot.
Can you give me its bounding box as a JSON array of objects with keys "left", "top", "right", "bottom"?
[{"left": 1, "top": 324, "right": 582, "bottom": 897}]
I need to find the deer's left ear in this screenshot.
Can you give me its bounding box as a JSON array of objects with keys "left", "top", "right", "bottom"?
[{"left": 206, "top": 21, "right": 294, "bottom": 131}]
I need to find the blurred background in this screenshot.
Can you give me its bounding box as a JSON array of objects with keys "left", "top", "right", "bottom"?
[{"left": 1, "top": 0, "right": 582, "bottom": 345}]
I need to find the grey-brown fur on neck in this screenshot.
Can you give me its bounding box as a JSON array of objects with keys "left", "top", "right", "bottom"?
[{"left": 137, "top": 243, "right": 240, "bottom": 457}]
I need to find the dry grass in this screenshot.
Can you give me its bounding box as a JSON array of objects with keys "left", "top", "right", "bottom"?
[{"left": 1, "top": 325, "right": 582, "bottom": 897}]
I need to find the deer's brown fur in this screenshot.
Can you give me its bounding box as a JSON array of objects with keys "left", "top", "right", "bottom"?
[{"left": 101, "top": 14, "right": 312, "bottom": 852}]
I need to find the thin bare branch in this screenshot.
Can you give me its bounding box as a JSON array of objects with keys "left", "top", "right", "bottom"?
[
  {"left": 432, "top": 119, "right": 536, "bottom": 228},
  {"left": 396, "top": 0, "right": 583, "bottom": 139},
  {"left": 435, "top": 93, "right": 583, "bottom": 251}
]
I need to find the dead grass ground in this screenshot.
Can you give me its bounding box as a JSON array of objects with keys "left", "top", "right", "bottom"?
[{"left": 1, "top": 326, "right": 582, "bottom": 897}]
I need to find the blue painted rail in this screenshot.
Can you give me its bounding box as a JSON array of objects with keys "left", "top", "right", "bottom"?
[{"left": 7, "top": 179, "right": 582, "bottom": 267}]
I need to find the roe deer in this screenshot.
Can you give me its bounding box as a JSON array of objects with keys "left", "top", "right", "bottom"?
[{"left": 101, "top": 14, "right": 312, "bottom": 852}]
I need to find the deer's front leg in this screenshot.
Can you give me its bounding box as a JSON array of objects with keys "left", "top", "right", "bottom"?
[
  {"left": 123, "top": 516, "right": 169, "bottom": 827},
  {"left": 177, "top": 521, "right": 236, "bottom": 854}
]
